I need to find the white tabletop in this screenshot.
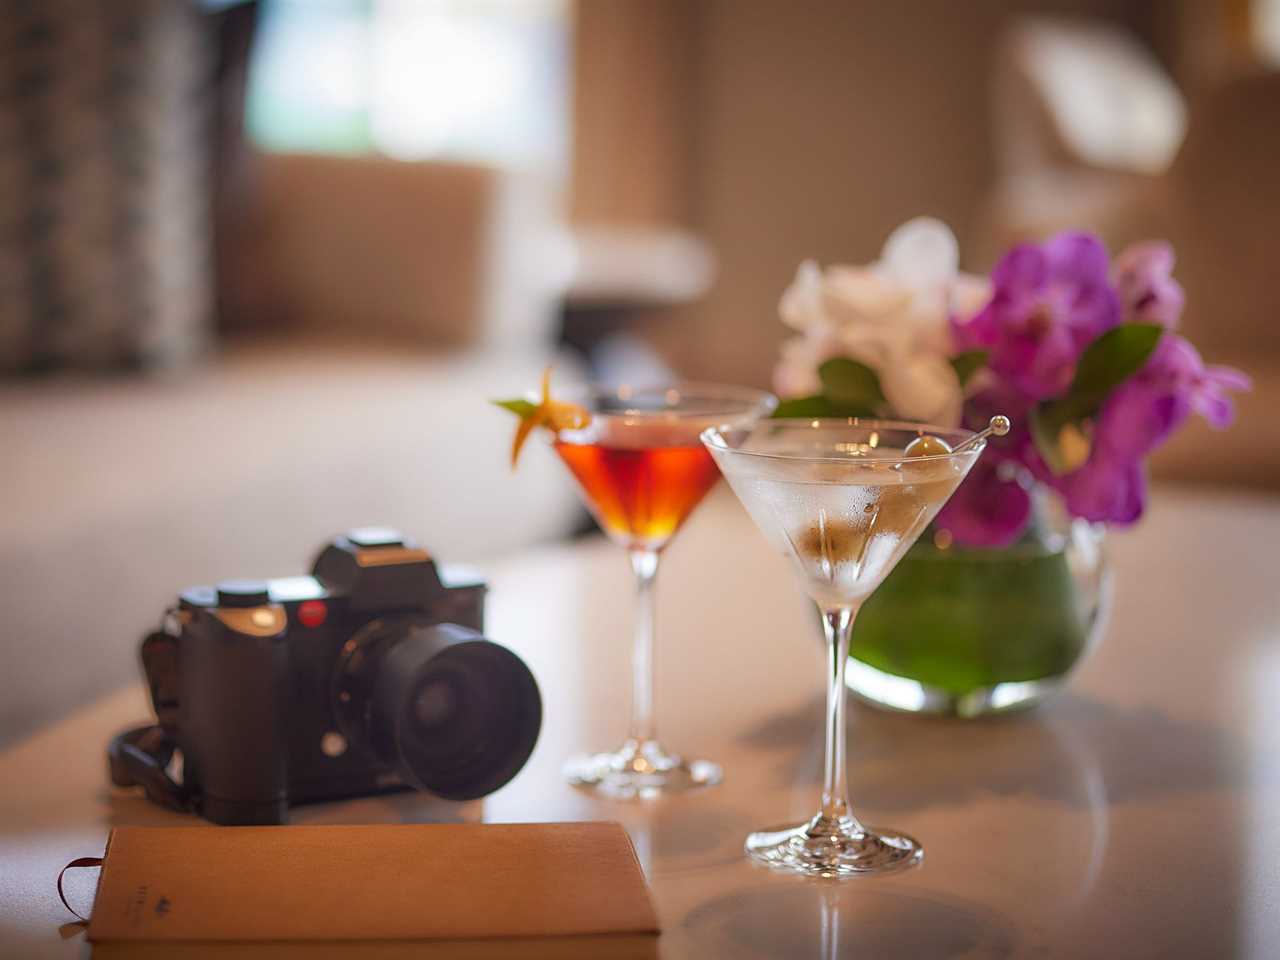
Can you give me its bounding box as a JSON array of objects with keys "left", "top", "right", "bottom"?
[{"left": 2, "top": 486, "right": 1279, "bottom": 958}]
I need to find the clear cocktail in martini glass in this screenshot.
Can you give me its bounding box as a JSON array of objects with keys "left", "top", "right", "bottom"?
[
  {"left": 556, "top": 383, "right": 776, "bottom": 798},
  {"left": 702, "top": 417, "right": 994, "bottom": 875}
]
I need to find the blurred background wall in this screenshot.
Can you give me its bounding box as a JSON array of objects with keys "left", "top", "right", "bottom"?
[
  {"left": 2, "top": 0, "right": 1278, "bottom": 743},
  {"left": 572, "top": 0, "right": 1274, "bottom": 386},
  {"left": 661, "top": 0, "right": 1154, "bottom": 388}
]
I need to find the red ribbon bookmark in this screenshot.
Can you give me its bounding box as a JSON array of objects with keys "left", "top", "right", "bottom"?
[{"left": 57, "top": 857, "right": 103, "bottom": 922}]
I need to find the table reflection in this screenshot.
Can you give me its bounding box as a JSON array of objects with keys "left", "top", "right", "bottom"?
[
  {"left": 736, "top": 693, "right": 1112, "bottom": 923},
  {"left": 683, "top": 882, "right": 1019, "bottom": 959}
]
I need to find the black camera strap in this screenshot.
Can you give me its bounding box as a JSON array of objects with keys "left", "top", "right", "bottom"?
[
  {"left": 107, "top": 622, "right": 194, "bottom": 813},
  {"left": 107, "top": 723, "right": 192, "bottom": 813}
]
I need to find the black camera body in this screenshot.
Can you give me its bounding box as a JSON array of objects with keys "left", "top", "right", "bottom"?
[{"left": 121, "top": 529, "right": 542, "bottom": 826}]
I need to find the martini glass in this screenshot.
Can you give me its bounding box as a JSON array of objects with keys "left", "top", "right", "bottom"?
[
  {"left": 702, "top": 418, "right": 990, "bottom": 875},
  {"left": 555, "top": 382, "right": 776, "bottom": 798}
]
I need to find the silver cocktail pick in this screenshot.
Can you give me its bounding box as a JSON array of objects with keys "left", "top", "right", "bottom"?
[{"left": 953, "top": 415, "right": 1011, "bottom": 453}]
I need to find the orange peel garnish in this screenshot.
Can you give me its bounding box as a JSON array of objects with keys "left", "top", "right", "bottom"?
[{"left": 495, "top": 367, "right": 591, "bottom": 469}]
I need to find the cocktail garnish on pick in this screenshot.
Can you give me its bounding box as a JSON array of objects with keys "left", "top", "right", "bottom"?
[
  {"left": 951, "top": 415, "right": 1011, "bottom": 453},
  {"left": 904, "top": 416, "right": 1010, "bottom": 459},
  {"left": 903, "top": 434, "right": 953, "bottom": 458},
  {"left": 492, "top": 366, "right": 591, "bottom": 469}
]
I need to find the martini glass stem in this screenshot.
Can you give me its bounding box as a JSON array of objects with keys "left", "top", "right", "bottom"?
[
  {"left": 628, "top": 547, "right": 660, "bottom": 745},
  {"left": 820, "top": 604, "right": 863, "bottom": 827}
]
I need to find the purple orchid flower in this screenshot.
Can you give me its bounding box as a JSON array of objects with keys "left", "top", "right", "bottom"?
[
  {"left": 943, "top": 232, "right": 1249, "bottom": 544},
  {"left": 1050, "top": 447, "right": 1149, "bottom": 525},
  {"left": 1048, "top": 334, "right": 1251, "bottom": 525},
  {"left": 954, "top": 232, "right": 1120, "bottom": 401},
  {"left": 1112, "top": 241, "right": 1185, "bottom": 328},
  {"left": 934, "top": 455, "right": 1033, "bottom": 548},
  {"left": 934, "top": 381, "right": 1040, "bottom": 546}
]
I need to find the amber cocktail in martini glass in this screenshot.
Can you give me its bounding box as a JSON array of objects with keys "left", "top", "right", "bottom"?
[{"left": 554, "top": 383, "right": 775, "bottom": 798}]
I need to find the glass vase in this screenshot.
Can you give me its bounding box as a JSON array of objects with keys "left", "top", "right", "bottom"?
[{"left": 846, "top": 494, "right": 1112, "bottom": 716}]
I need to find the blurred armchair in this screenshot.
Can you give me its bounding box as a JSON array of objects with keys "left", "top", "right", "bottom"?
[
  {"left": 975, "top": 17, "right": 1186, "bottom": 265},
  {"left": 222, "top": 153, "right": 573, "bottom": 351},
  {"left": 976, "top": 17, "right": 1280, "bottom": 489}
]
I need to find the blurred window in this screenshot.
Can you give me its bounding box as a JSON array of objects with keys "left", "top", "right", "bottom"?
[
  {"left": 246, "top": 0, "right": 569, "bottom": 173},
  {"left": 1257, "top": 0, "right": 1280, "bottom": 65}
]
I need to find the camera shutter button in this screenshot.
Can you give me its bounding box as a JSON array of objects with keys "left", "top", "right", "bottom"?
[
  {"left": 216, "top": 579, "right": 271, "bottom": 608},
  {"left": 347, "top": 528, "right": 404, "bottom": 548}
]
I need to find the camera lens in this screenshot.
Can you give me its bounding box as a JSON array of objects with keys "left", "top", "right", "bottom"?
[
  {"left": 336, "top": 619, "right": 541, "bottom": 801},
  {"left": 412, "top": 679, "right": 458, "bottom": 730}
]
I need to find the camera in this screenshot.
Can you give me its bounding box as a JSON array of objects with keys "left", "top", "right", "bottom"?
[{"left": 110, "top": 529, "right": 542, "bottom": 825}]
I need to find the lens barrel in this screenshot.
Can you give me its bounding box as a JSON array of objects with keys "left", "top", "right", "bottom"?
[{"left": 335, "top": 619, "right": 541, "bottom": 800}]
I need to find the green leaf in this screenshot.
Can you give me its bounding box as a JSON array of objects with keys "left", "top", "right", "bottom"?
[
  {"left": 829, "top": 399, "right": 880, "bottom": 417},
  {"left": 1028, "top": 409, "right": 1064, "bottom": 472},
  {"left": 772, "top": 394, "right": 837, "bottom": 418},
  {"left": 818, "top": 357, "right": 885, "bottom": 413},
  {"left": 1064, "top": 325, "right": 1167, "bottom": 412},
  {"left": 950, "top": 350, "right": 988, "bottom": 387},
  {"left": 1030, "top": 323, "right": 1163, "bottom": 474},
  {"left": 1029, "top": 409, "right": 1094, "bottom": 475},
  {"left": 1031, "top": 415, "right": 1093, "bottom": 475},
  {"left": 491, "top": 398, "right": 537, "bottom": 418}
]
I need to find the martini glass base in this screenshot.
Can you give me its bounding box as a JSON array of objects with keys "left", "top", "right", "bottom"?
[
  {"left": 564, "top": 739, "right": 721, "bottom": 800},
  {"left": 745, "top": 814, "right": 923, "bottom": 877}
]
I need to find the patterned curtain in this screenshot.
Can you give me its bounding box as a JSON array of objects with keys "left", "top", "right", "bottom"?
[{"left": 0, "top": 0, "right": 215, "bottom": 373}]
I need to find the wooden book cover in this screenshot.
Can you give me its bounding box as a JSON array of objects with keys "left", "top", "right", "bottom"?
[{"left": 85, "top": 822, "right": 659, "bottom": 943}]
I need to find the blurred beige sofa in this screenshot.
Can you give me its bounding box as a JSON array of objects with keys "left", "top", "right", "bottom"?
[
  {"left": 0, "top": 155, "right": 582, "bottom": 746},
  {"left": 977, "top": 19, "right": 1280, "bottom": 490}
]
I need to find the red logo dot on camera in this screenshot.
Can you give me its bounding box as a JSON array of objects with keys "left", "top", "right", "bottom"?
[{"left": 297, "top": 600, "right": 327, "bottom": 628}]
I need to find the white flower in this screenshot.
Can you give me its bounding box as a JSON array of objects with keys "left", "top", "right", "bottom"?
[
  {"left": 881, "top": 353, "right": 964, "bottom": 425},
  {"left": 779, "top": 260, "right": 826, "bottom": 331},
  {"left": 773, "top": 217, "right": 991, "bottom": 427},
  {"left": 773, "top": 333, "right": 833, "bottom": 398},
  {"left": 953, "top": 273, "right": 994, "bottom": 323}
]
